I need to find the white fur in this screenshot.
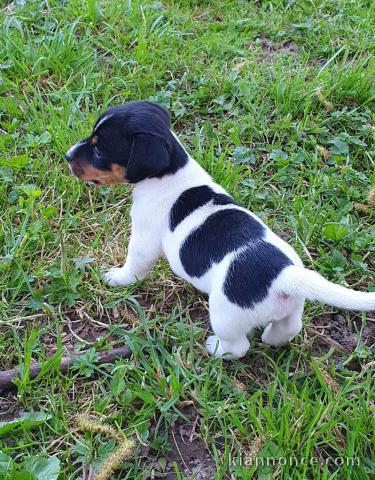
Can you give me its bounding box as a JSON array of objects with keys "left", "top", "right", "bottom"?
[
  {"left": 94, "top": 114, "right": 112, "bottom": 133},
  {"left": 66, "top": 140, "right": 85, "bottom": 159},
  {"left": 104, "top": 133, "right": 375, "bottom": 359}
]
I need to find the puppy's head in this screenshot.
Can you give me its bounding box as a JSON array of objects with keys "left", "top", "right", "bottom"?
[{"left": 65, "top": 101, "right": 175, "bottom": 185}]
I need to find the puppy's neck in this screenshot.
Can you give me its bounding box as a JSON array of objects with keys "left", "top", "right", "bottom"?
[
  {"left": 169, "top": 131, "right": 189, "bottom": 174},
  {"left": 132, "top": 133, "right": 212, "bottom": 205}
]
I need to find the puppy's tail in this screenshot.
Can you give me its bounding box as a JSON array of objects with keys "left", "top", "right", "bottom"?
[{"left": 279, "top": 265, "right": 375, "bottom": 311}]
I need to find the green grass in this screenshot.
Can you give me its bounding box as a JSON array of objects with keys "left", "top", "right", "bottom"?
[{"left": 0, "top": 0, "right": 374, "bottom": 478}]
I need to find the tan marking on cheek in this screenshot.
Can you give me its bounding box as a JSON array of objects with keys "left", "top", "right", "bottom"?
[
  {"left": 91, "top": 136, "right": 98, "bottom": 145},
  {"left": 79, "top": 163, "right": 128, "bottom": 185}
]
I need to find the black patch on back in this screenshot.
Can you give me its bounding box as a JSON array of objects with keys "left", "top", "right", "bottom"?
[
  {"left": 224, "top": 242, "right": 292, "bottom": 308},
  {"left": 170, "top": 185, "right": 238, "bottom": 231},
  {"left": 180, "top": 209, "right": 265, "bottom": 277}
]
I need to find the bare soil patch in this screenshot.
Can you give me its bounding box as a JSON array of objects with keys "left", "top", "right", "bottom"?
[
  {"left": 0, "top": 392, "right": 23, "bottom": 422},
  {"left": 146, "top": 406, "right": 222, "bottom": 480},
  {"left": 248, "top": 34, "right": 299, "bottom": 62},
  {"left": 308, "top": 312, "right": 375, "bottom": 355}
]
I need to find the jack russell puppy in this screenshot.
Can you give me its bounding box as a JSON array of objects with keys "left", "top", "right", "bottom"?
[{"left": 66, "top": 101, "right": 375, "bottom": 359}]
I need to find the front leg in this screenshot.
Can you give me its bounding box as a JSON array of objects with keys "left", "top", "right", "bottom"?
[{"left": 105, "top": 221, "right": 162, "bottom": 287}]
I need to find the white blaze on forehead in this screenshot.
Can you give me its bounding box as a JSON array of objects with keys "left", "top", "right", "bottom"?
[
  {"left": 93, "top": 114, "right": 112, "bottom": 133},
  {"left": 66, "top": 139, "right": 86, "bottom": 158}
]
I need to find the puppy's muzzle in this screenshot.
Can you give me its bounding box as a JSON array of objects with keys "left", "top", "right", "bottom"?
[
  {"left": 68, "top": 160, "right": 84, "bottom": 179},
  {"left": 66, "top": 144, "right": 83, "bottom": 178}
]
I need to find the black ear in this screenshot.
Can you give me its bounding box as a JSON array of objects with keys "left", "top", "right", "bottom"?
[{"left": 126, "top": 134, "right": 171, "bottom": 183}]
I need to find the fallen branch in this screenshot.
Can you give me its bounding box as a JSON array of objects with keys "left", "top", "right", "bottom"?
[{"left": 0, "top": 346, "right": 132, "bottom": 393}]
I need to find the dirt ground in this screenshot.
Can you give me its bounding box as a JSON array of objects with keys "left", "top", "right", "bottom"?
[{"left": 1, "top": 302, "right": 373, "bottom": 479}]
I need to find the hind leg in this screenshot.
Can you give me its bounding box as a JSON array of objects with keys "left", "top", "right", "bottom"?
[
  {"left": 261, "top": 302, "right": 304, "bottom": 347},
  {"left": 206, "top": 295, "right": 250, "bottom": 359}
]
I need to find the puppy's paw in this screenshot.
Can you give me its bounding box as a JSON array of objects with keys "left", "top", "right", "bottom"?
[
  {"left": 206, "top": 335, "right": 249, "bottom": 359},
  {"left": 206, "top": 335, "right": 223, "bottom": 357},
  {"left": 206, "top": 336, "right": 241, "bottom": 359},
  {"left": 261, "top": 324, "right": 285, "bottom": 347},
  {"left": 104, "top": 268, "right": 135, "bottom": 287}
]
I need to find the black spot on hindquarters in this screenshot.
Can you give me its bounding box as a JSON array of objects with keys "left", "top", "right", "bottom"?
[
  {"left": 224, "top": 242, "right": 293, "bottom": 308},
  {"left": 180, "top": 209, "right": 265, "bottom": 277},
  {"left": 170, "top": 185, "right": 239, "bottom": 231}
]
